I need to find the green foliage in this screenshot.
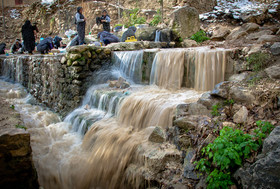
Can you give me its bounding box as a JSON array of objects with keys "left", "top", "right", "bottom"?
[
  {"left": 10, "top": 104, "right": 15, "bottom": 109},
  {"left": 246, "top": 52, "right": 270, "bottom": 72},
  {"left": 224, "top": 99, "right": 234, "bottom": 106},
  {"left": 195, "top": 121, "right": 274, "bottom": 189},
  {"left": 211, "top": 103, "right": 221, "bottom": 117},
  {"left": 190, "top": 30, "right": 209, "bottom": 43},
  {"left": 15, "top": 124, "right": 27, "bottom": 130},
  {"left": 150, "top": 10, "right": 162, "bottom": 26},
  {"left": 114, "top": 24, "right": 123, "bottom": 28},
  {"left": 123, "top": 8, "right": 146, "bottom": 28},
  {"left": 178, "top": 37, "right": 183, "bottom": 43}
]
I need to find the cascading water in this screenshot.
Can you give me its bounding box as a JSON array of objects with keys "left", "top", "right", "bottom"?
[
  {"left": 0, "top": 46, "right": 232, "bottom": 188},
  {"left": 150, "top": 47, "right": 230, "bottom": 91},
  {"left": 155, "top": 30, "right": 161, "bottom": 42},
  {"left": 112, "top": 50, "right": 144, "bottom": 83}
]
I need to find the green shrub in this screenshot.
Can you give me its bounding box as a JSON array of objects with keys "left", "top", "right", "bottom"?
[
  {"left": 211, "top": 103, "right": 221, "bottom": 117},
  {"left": 15, "top": 124, "right": 27, "bottom": 130},
  {"left": 150, "top": 10, "right": 162, "bottom": 26},
  {"left": 123, "top": 8, "right": 146, "bottom": 28},
  {"left": 246, "top": 52, "right": 270, "bottom": 72},
  {"left": 190, "top": 30, "right": 209, "bottom": 43},
  {"left": 195, "top": 121, "right": 274, "bottom": 189},
  {"left": 114, "top": 24, "right": 123, "bottom": 28}
]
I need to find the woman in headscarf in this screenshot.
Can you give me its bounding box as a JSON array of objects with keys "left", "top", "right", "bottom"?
[
  {"left": 75, "top": 7, "right": 86, "bottom": 45},
  {"left": 100, "top": 10, "right": 111, "bottom": 32},
  {"left": 21, "top": 20, "right": 36, "bottom": 54}
]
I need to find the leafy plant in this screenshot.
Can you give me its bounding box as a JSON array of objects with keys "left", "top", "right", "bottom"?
[
  {"left": 190, "top": 30, "right": 209, "bottom": 43},
  {"left": 224, "top": 99, "right": 234, "bottom": 106},
  {"left": 246, "top": 52, "right": 270, "bottom": 72},
  {"left": 15, "top": 124, "right": 27, "bottom": 130},
  {"left": 195, "top": 121, "right": 274, "bottom": 189},
  {"left": 150, "top": 9, "right": 162, "bottom": 26},
  {"left": 211, "top": 103, "right": 221, "bottom": 117},
  {"left": 123, "top": 8, "right": 146, "bottom": 28},
  {"left": 10, "top": 104, "right": 15, "bottom": 109},
  {"left": 114, "top": 24, "right": 123, "bottom": 28}
]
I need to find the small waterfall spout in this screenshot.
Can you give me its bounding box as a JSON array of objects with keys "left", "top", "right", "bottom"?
[
  {"left": 150, "top": 50, "right": 185, "bottom": 90},
  {"left": 112, "top": 50, "right": 144, "bottom": 83},
  {"left": 155, "top": 30, "right": 161, "bottom": 42}
]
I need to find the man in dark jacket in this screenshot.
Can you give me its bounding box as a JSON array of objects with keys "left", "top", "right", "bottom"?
[
  {"left": 21, "top": 20, "right": 36, "bottom": 54},
  {"left": 37, "top": 37, "right": 53, "bottom": 54},
  {"left": 121, "top": 26, "right": 137, "bottom": 42},
  {"left": 75, "top": 7, "right": 86, "bottom": 45},
  {"left": 97, "top": 31, "right": 119, "bottom": 46},
  {"left": 96, "top": 10, "right": 111, "bottom": 32}
]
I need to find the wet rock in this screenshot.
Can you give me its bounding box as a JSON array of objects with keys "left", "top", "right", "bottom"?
[
  {"left": 233, "top": 106, "right": 248, "bottom": 124},
  {"left": 229, "top": 72, "right": 249, "bottom": 82},
  {"left": 175, "top": 104, "right": 188, "bottom": 117},
  {"left": 174, "top": 116, "right": 197, "bottom": 131},
  {"left": 109, "top": 80, "right": 118, "bottom": 88},
  {"left": 109, "top": 77, "right": 131, "bottom": 89},
  {"left": 198, "top": 92, "right": 222, "bottom": 109},
  {"left": 242, "top": 23, "right": 260, "bottom": 33},
  {"left": 229, "top": 86, "right": 255, "bottom": 104},
  {"left": 211, "top": 81, "right": 231, "bottom": 99},
  {"left": 270, "top": 42, "right": 280, "bottom": 56},
  {"left": 67, "top": 59, "right": 72, "bottom": 66},
  {"left": 183, "top": 149, "right": 198, "bottom": 180},
  {"left": 170, "top": 6, "right": 200, "bottom": 38},
  {"left": 136, "top": 27, "right": 157, "bottom": 41},
  {"left": 257, "top": 35, "right": 280, "bottom": 44},
  {"left": 265, "top": 65, "right": 280, "bottom": 79},
  {"left": 234, "top": 126, "right": 280, "bottom": 189},
  {"left": 148, "top": 126, "right": 166, "bottom": 143}
]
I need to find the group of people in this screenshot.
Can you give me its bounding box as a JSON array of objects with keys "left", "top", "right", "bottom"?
[{"left": 0, "top": 6, "right": 137, "bottom": 55}]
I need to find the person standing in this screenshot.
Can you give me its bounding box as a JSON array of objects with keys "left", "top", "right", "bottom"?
[
  {"left": 21, "top": 20, "right": 36, "bottom": 54},
  {"left": 75, "top": 7, "right": 86, "bottom": 45},
  {"left": 100, "top": 10, "right": 111, "bottom": 32}
]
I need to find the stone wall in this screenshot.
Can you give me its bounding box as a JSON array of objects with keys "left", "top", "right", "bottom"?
[
  {"left": 0, "top": 97, "right": 39, "bottom": 189},
  {"left": 0, "top": 46, "right": 111, "bottom": 117}
]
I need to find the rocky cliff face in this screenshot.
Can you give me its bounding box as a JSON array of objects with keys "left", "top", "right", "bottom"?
[{"left": 0, "top": 97, "right": 39, "bottom": 189}]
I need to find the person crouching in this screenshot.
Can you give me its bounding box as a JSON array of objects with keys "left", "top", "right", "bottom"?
[{"left": 37, "top": 37, "right": 53, "bottom": 54}]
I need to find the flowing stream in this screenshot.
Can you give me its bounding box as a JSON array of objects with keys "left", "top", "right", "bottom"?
[{"left": 0, "top": 47, "right": 231, "bottom": 188}]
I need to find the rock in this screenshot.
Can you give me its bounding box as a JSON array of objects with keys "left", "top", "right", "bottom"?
[
  {"left": 198, "top": 92, "right": 221, "bottom": 109},
  {"left": 186, "top": 0, "right": 216, "bottom": 14},
  {"left": 181, "top": 39, "right": 198, "bottom": 48},
  {"left": 247, "top": 44, "right": 262, "bottom": 55},
  {"left": 174, "top": 116, "right": 198, "bottom": 131},
  {"left": 148, "top": 126, "right": 166, "bottom": 143},
  {"left": 61, "top": 56, "right": 67, "bottom": 64},
  {"left": 277, "top": 29, "right": 280, "bottom": 36},
  {"left": 68, "top": 45, "right": 89, "bottom": 53},
  {"left": 109, "top": 80, "right": 118, "bottom": 88},
  {"left": 257, "top": 35, "right": 280, "bottom": 44},
  {"left": 265, "top": 65, "right": 280, "bottom": 79},
  {"left": 121, "top": 81, "right": 130, "bottom": 89},
  {"left": 222, "top": 121, "right": 236, "bottom": 128},
  {"left": 270, "top": 42, "right": 280, "bottom": 56},
  {"left": 229, "top": 86, "right": 255, "bottom": 104},
  {"left": 158, "top": 28, "right": 174, "bottom": 43},
  {"left": 135, "top": 27, "right": 157, "bottom": 41},
  {"left": 211, "top": 81, "right": 231, "bottom": 99},
  {"left": 69, "top": 53, "right": 81, "bottom": 61},
  {"left": 183, "top": 149, "right": 198, "bottom": 180},
  {"left": 234, "top": 126, "right": 280, "bottom": 189},
  {"left": 246, "top": 30, "right": 273, "bottom": 40},
  {"left": 66, "top": 59, "right": 72, "bottom": 66},
  {"left": 233, "top": 106, "right": 248, "bottom": 124},
  {"left": 104, "top": 48, "right": 111, "bottom": 55},
  {"left": 187, "top": 103, "right": 211, "bottom": 116},
  {"left": 242, "top": 23, "right": 260, "bottom": 33},
  {"left": 211, "top": 27, "right": 230, "bottom": 41},
  {"left": 227, "top": 30, "right": 248, "bottom": 40},
  {"left": 72, "top": 61, "right": 79, "bottom": 66},
  {"left": 170, "top": 6, "right": 200, "bottom": 39},
  {"left": 229, "top": 72, "right": 249, "bottom": 82}
]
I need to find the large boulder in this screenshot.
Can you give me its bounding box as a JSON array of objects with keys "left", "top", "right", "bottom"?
[
  {"left": 257, "top": 35, "right": 280, "bottom": 44},
  {"left": 187, "top": 0, "right": 217, "bottom": 14},
  {"left": 270, "top": 42, "right": 280, "bottom": 56},
  {"left": 265, "top": 65, "right": 280, "bottom": 79},
  {"left": 170, "top": 6, "right": 200, "bottom": 39},
  {"left": 135, "top": 27, "right": 157, "bottom": 41},
  {"left": 233, "top": 106, "right": 248, "bottom": 124},
  {"left": 234, "top": 126, "right": 280, "bottom": 188},
  {"left": 246, "top": 30, "right": 273, "bottom": 40},
  {"left": 211, "top": 27, "right": 231, "bottom": 41}
]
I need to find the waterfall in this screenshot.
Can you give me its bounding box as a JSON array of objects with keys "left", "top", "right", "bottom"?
[
  {"left": 155, "top": 30, "right": 161, "bottom": 42},
  {"left": 150, "top": 50, "right": 185, "bottom": 90},
  {"left": 112, "top": 50, "right": 144, "bottom": 83},
  {"left": 150, "top": 47, "right": 230, "bottom": 91}
]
